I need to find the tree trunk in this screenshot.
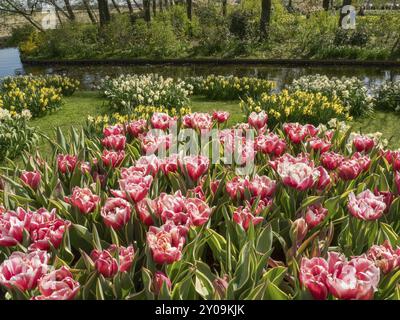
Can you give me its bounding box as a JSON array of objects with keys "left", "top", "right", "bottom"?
[
  {"left": 260, "top": 0, "right": 272, "bottom": 39},
  {"left": 339, "top": 0, "right": 352, "bottom": 27},
  {"left": 159, "top": 0, "right": 163, "bottom": 12},
  {"left": 186, "top": 0, "right": 192, "bottom": 20},
  {"left": 126, "top": 0, "right": 134, "bottom": 14},
  {"left": 63, "top": 0, "right": 75, "bottom": 20},
  {"left": 143, "top": 0, "right": 151, "bottom": 22},
  {"left": 164, "top": 0, "right": 169, "bottom": 9},
  {"left": 323, "top": 0, "right": 330, "bottom": 10},
  {"left": 83, "top": 0, "right": 97, "bottom": 23},
  {"left": 152, "top": 0, "right": 157, "bottom": 16},
  {"left": 98, "top": 0, "right": 111, "bottom": 27},
  {"left": 222, "top": 0, "right": 227, "bottom": 16},
  {"left": 111, "top": 0, "right": 122, "bottom": 13}
]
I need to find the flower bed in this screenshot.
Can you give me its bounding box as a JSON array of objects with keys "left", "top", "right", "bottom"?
[
  {"left": 99, "top": 74, "right": 192, "bottom": 113},
  {"left": 288, "top": 75, "right": 374, "bottom": 117},
  {"left": 1, "top": 75, "right": 80, "bottom": 97},
  {"left": 240, "top": 90, "right": 352, "bottom": 125},
  {"left": 0, "top": 108, "right": 37, "bottom": 162},
  {"left": 0, "top": 75, "right": 79, "bottom": 118},
  {"left": 0, "top": 109, "right": 400, "bottom": 300},
  {"left": 374, "top": 80, "right": 400, "bottom": 112},
  {"left": 188, "top": 75, "right": 276, "bottom": 100}
]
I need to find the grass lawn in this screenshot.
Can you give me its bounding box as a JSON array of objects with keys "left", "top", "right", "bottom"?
[{"left": 28, "top": 91, "right": 400, "bottom": 160}]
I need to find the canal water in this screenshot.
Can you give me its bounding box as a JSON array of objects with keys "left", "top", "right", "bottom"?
[{"left": 1, "top": 47, "right": 400, "bottom": 90}]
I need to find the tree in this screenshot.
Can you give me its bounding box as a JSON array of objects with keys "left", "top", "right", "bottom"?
[
  {"left": 82, "top": 0, "right": 97, "bottom": 23},
  {"left": 260, "top": 0, "right": 272, "bottom": 39},
  {"left": 0, "top": 0, "right": 44, "bottom": 31},
  {"left": 339, "top": 0, "right": 352, "bottom": 27},
  {"left": 222, "top": 0, "right": 227, "bottom": 16},
  {"left": 186, "top": 0, "right": 192, "bottom": 20},
  {"left": 143, "top": 0, "right": 151, "bottom": 22},
  {"left": 323, "top": 0, "right": 330, "bottom": 10},
  {"left": 97, "top": 0, "right": 111, "bottom": 26}
]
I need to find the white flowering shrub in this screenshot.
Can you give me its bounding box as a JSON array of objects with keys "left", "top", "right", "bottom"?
[
  {"left": 374, "top": 80, "right": 400, "bottom": 112},
  {"left": 100, "top": 74, "right": 193, "bottom": 113},
  {"left": 0, "top": 108, "right": 38, "bottom": 162},
  {"left": 289, "top": 75, "right": 374, "bottom": 117}
]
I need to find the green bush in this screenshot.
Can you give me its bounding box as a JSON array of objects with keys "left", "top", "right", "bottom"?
[{"left": 374, "top": 81, "right": 400, "bottom": 112}]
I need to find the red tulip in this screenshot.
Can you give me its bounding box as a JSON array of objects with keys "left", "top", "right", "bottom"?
[
  {"left": 212, "top": 111, "right": 230, "bottom": 123},
  {"left": 111, "top": 244, "right": 135, "bottom": 273},
  {"left": 308, "top": 137, "right": 331, "bottom": 154},
  {"left": 351, "top": 152, "right": 371, "bottom": 172},
  {"left": 383, "top": 150, "right": 400, "bottom": 171},
  {"left": 151, "top": 112, "right": 176, "bottom": 130},
  {"left": 367, "top": 241, "right": 399, "bottom": 274},
  {"left": 276, "top": 160, "right": 319, "bottom": 191},
  {"left": 320, "top": 152, "right": 344, "bottom": 171},
  {"left": 283, "top": 123, "right": 319, "bottom": 144},
  {"left": 305, "top": 204, "right": 328, "bottom": 228},
  {"left": 57, "top": 154, "right": 78, "bottom": 174},
  {"left": 300, "top": 257, "right": 329, "bottom": 300},
  {"left": 233, "top": 206, "right": 264, "bottom": 231},
  {"left": 179, "top": 155, "right": 210, "bottom": 182},
  {"left": 29, "top": 218, "right": 71, "bottom": 251},
  {"left": 183, "top": 112, "right": 213, "bottom": 130},
  {"left": 135, "top": 154, "right": 160, "bottom": 176},
  {"left": 353, "top": 135, "right": 375, "bottom": 153},
  {"left": 136, "top": 198, "right": 157, "bottom": 226},
  {"left": 103, "top": 124, "right": 124, "bottom": 137},
  {"left": 248, "top": 175, "right": 276, "bottom": 198},
  {"left": 66, "top": 187, "right": 100, "bottom": 214},
  {"left": 160, "top": 154, "right": 179, "bottom": 175},
  {"left": 20, "top": 171, "right": 41, "bottom": 190},
  {"left": 347, "top": 190, "right": 386, "bottom": 221},
  {"left": 255, "top": 133, "right": 286, "bottom": 157},
  {"left": 101, "top": 197, "right": 131, "bottom": 230},
  {"left": 374, "top": 189, "right": 394, "bottom": 212},
  {"left": 80, "top": 161, "right": 91, "bottom": 174},
  {"left": 0, "top": 209, "right": 26, "bottom": 247},
  {"left": 147, "top": 223, "right": 186, "bottom": 264},
  {"left": 291, "top": 218, "right": 308, "bottom": 244},
  {"left": 127, "top": 119, "right": 147, "bottom": 138},
  {"left": 101, "top": 150, "right": 125, "bottom": 168},
  {"left": 338, "top": 159, "right": 361, "bottom": 181},
  {"left": 248, "top": 111, "right": 268, "bottom": 130},
  {"left": 213, "top": 276, "right": 229, "bottom": 298},
  {"left": 33, "top": 267, "right": 80, "bottom": 300},
  {"left": 211, "top": 179, "right": 220, "bottom": 194},
  {"left": 0, "top": 250, "right": 49, "bottom": 292},
  {"left": 395, "top": 171, "right": 400, "bottom": 194},
  {"left": 153, "top": 271, "right": 172, "bottom": 294},
  {"left": 101, "top": 134, "right": 126, "bottom": 151},
  {"left": 112, "top": 174, "right": 153, "bottom": 203},
  {"left": 90, "top": 248, "right": 118, "bottom": 278},
  {"left": 140, "top": 132, "right": 172, "bottom": 155},
  {"left": 185, "top": 198, "right": 212, "bottom": 226},
  {"left": 326, "top": 255, "right": 380, "bottom": 300},
  {"left": 226, "top": 176, "right": 250, "bottom": 200},
  {"left": 315, "top": 166, "right": 331, "bottom": 190}
]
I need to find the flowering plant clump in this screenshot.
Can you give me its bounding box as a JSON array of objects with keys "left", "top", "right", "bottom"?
[
  {"left": 240, "top": 89, "right": 351, "bottom": 125},
  {"left": 288, "top": 75, "right": 374, "bottom": 117},
  {"left": 374, "top": 80, "right": 400, "bottom": 112},
  {"left": 0, "top": 108, "right": 37, "bottom": 162},
  {"left": 99, "top": 74, "right": 193, "bottom": 113},
  {"left": 187, "top": 75, "right": 276, "bottom": 100},
  {"left": 0, "top": 75, "right": 80, "bottom": 97},
  {"left": 1, "top": 109, "right": 400, "bottom": 300}
]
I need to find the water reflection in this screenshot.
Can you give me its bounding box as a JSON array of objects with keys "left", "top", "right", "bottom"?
[
  {"left": 1, "top": 47, "right": 399, "bottom": 90},
  {"left": 0, "top": 48, "right": 24, "bottom": 78}
]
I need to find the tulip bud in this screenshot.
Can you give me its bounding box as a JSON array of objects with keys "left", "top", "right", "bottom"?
[
  {"left": 213, "top": 275, "right": 229, "bottom": 299},
  {"left": 290, "top": 218, "right": 308, "bottom": 244}
]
